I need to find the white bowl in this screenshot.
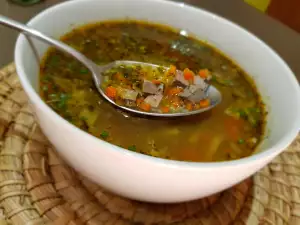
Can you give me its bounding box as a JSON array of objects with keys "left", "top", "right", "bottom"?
[{"left": 15, "top": 0, "right": 300, "bottom": 203}]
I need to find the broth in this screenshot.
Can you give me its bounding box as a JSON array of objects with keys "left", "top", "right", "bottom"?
[{"left": 39, "top": 21, "right": 266, "bottom": 162}]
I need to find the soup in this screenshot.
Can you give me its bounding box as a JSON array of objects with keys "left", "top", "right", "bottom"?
[
  {"left": 101, "top": 63, "right": 213, "bottom": 113},
  {"left": 39, "top": 21, "right": 266, "bottom": 162}
]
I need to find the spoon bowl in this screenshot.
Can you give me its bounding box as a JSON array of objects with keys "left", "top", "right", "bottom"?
[{"left": 0, "top": 15, "right": 221, "bottom": 117}]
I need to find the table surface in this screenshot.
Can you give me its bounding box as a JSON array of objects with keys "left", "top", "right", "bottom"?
[{"left": 1, "top": 0, "right": 300, "bottom": 81}]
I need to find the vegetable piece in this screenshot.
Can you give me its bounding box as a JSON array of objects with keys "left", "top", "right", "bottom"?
[
  {"left": 100, "top": 131, "right": 109, "bottom": 139},
  {"left": 118, "top": 88, "right": 139, "bottom": 101},
  {"left": 183, "top": 68, "right": 194, "bottom": 81},
  {"left": 79, "top": 108, "right": 99, "bottom": 127},
  {"left": 80, "top": 68, "right": 89, "bottom": 74},
  {"left": 179, "top": 87, "right": 192, "bottom": 98},
  {"left": 238, "top": 139, "right": 245, "bottom": 144},
  {"left": 143, "top": 79, "right": 160, "bottom": 94},
  {"left": 152, "top": 80, "right": 161, "bottom": 84},
  {"left": 168, "top": 65, "right": 177, "bottom": 75},
  {"left": 194, "top": 76, "right": 207, "bottom": 87},
  {"left": 136, "top": 97, "right": 144, "bottom": 106},
  {"left": 105, "top": 86, "right": 117, "bottom": 99},
  {"left": 185, "top": 102, "right": 193, "bottom": 111},
  {"left": 198, "top": 69, "right": 209, "bottom": 79},
  {"left": 144, "top": 94, "right": 163, "bottom": 108},
  {"left": 115, "top": 72, "right": 126, "bottom": 82},
  {"left": 139, "top": 102, "right": 151, "bottom": 111},
  {"left": 161, "top": 106, "right": 170, "bottom": 113},
  {"left": 128, "top": 145, "right": 137, "bottom": 151},
  {"left": 199, "top": 99, "right": 210, "bottom": 108},
  {"left": 188, "top": 88, "right": 207, "bottom": 103},
  {"left": 175, "top": 71, "right": 189, "bottom": 86},
  {"left": 168, "top": 87, "right": 183, "bottom": 96},
  {"left": 246, "top": 137, "right": 258, "bottom": 148}
]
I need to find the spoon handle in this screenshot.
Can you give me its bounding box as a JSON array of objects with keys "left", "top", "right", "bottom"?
[{"left": 0, "top": 15, "right": 97, "bottom": 71}]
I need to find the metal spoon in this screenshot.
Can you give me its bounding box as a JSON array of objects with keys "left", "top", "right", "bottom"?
[{"left": 0, "top": 15, "right": 222, "bottom": 117}]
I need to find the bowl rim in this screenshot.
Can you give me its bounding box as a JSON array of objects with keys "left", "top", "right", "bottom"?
[{"left": 14, "top": 0, "right": 300, "bottom": 169}]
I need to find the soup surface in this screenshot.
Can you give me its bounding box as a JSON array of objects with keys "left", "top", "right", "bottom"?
[{"left": 39, "top": 21, "right": 266, "bottom": 162}]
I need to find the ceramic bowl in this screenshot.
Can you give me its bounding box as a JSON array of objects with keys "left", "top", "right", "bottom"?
[{"left": 14, "top": 0, "right": 300, "bottom": 203}]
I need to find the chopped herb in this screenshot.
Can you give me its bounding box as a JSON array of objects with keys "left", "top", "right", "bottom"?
[
  {"left": 211, "top": 75, "right": 217, "bottom": 82},
  {"left": 157, "top": 66, "right": 165, "bottom": 73},
  {"left": 238, "top": 110, "right": 247, "bottom": 119},
  {"left": 100, "top": 130, "right": 109, "bottom": 139},
  {"left": 238, "top": 139, "right": 245, "bottom": 144},
  {"left": 80, "top": 68, "right": 89, "bottom": 74},
  {"left": 128, "top": 145, "right": 137, "bottom": 151},
  {"left": 60, "top": 93, "right": 69, "bottom": 101},
  {"left": 56, "top": 101, "right": 66, "bottom": 109},
  {"left": 49, "top": 55, "right": 60, "bottom": 66}
]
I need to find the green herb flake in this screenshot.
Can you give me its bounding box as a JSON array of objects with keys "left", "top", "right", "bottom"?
[
  {"left": 80, "top": 68, "right": 89, "bottom": 74},
  {"left": 238, "top": 139, "right": 245, "bottom": 144},
  {"left": 49, "top": 55, "right": 60, "bottom": 66},
  {"left": 238, "top": 110, "right": 247, "bottom": 119},
  {"left": 100, "top": 130, "right": 109, "bottom": 139},
  {"left": 128, "top": 145, "right": 137, "bottom": 151},
  {"left": 157, "top": 66, "right": 165, "bottom": 74}
]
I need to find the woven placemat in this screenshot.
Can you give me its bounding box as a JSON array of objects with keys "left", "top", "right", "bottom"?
[{"left": 0, "top": 63, "right": 299, "bottom": 225}]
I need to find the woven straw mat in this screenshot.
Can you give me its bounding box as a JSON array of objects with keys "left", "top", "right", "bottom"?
[{"left": 0, "top": 63, "right": 299, "bottom": 225}]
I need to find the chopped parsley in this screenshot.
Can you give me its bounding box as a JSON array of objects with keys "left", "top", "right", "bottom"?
[
  {"left": 128, "top": 145, "right": 137, "bottom": 151},
  {"left": 100, "top": 130, "right": 109, "bottom": 139}
]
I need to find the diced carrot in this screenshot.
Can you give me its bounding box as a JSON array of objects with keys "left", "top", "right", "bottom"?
[
  {"left": 152, "top": 79, "right": 161, "bottom": 84},
  {"left": 168, "top": 87, "right": 183, "bottom": 96},
  {"left": 115, "top": 72, "right": 126, "bottom": 82},
  {"left": 136, "top": 97, "right": 144, "bottom": 106},
  {"left": 139, "top": 102, "right": 151, "bottom": 112},
  {"left": 183, "top": 68, "right": 194, "bottom": 81},
  {"left": 198, "top": 69, "right": 209, "bottom": 79},
  {"left": 105, "top": 86, "right": 117, "bottom": 99},
  {"left": 199, "top": 99, "right": 210, "bottom": 108},
  {"left": 161, "top": 106, "right": 170, "bottom": 113},
  {"left": 185, "top": 102, "right": 193, "bottom": 111},
  {"left": 168, "top": 65, "right": 177, "bottom": 75}
]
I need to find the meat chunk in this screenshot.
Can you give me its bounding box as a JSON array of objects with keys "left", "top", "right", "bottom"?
[
  {"left": 143, "top": 80, "right": 159, "bottom": 94},
  {"left": 188, "top": 87, "right": 208, "bottom": 103},
  {"left": 178, "top": 81, "right": 209, "bottom": 102},
  {"left": 178, "top": 87, "right": 192, "bottom": 98},
  {"left": 175, "top": 71, "right": 189, "bottom": 86},
  {"left": 144, "top": 94, "right": 163, "bottom": 108},
  {"left": 194, "top": 76, "right": 206, "bottom": 87},
  {"left": 119, "top": 88, "right": 139, "bottom": 101}
]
